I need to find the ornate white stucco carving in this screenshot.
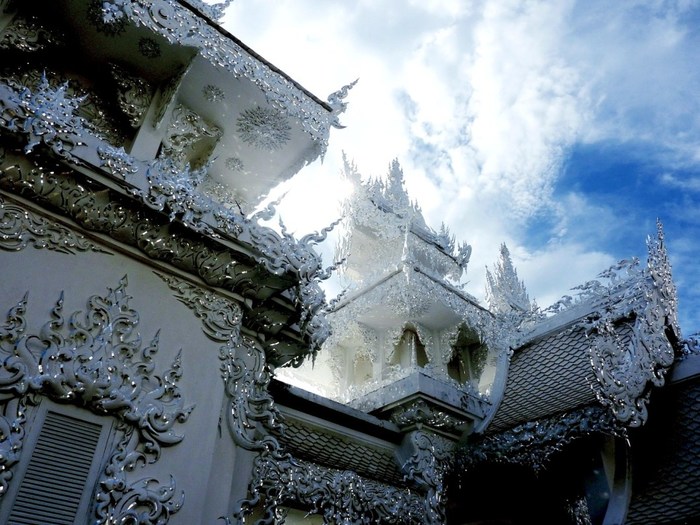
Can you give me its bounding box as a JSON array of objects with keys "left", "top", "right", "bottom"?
[
  {"left": 161, "top": 104, "right": 221, "bottom": 169},
  {"left": 400, "top": 431, "right": 454, "bottom": 525},
  {"left": 457, "top": 406, "right": 624, "bottom": 474},
  {"left": 322, "top": 158, "right": 509, "bottom": 414},
  {"left": 327, "top": 78, "right": 358, "bottom": 129},
  {"left": 0, "top": 75, "right": 334, "bottom": 356},
  {"left": 85, "top": 0, "right": 341, "bottom": 150},
  {"left": 485, "top": 243, "right": 532, "bottom": 316},
  {"left": 108, "top": 63, "right": 153, "bottom": 128},
  {"left": 584, "top": 222, "right": 679, "bottom": 427},
  {"left": 0, "top": 277, "right": 193, "bottom": 523},
  {"left": 0, "top": 194, "right": 110, "bottom": 254},
  {"left": 153, "top": 273, "right": 283, "bottom": 453},
  {"left": 236, "top": 106, "right": 291, "bottom": 151},
  {"left": 0, "top": 73, "right": 85, "bottom": 161}
]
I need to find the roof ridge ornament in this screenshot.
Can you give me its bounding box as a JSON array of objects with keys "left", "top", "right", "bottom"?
[
  {"left": 485, "top": 243, "right": 531, "bottom": 316},
  {"left": 584, "top": 221, "right": 679, "bottom": 427},
  {"left": 328, "top": 78, "right": 358, "bottom": 129},
  {"left": 181, "top": 0, "right": 234, "bottom": 21}
]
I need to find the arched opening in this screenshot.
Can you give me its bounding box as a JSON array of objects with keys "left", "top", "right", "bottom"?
[
  {"left": 388, "top": 328, "right": 428, "bottom": 370},
  {"left": 447, "top": 325, "right": 488, "bottom": 389},
  {"left": 352, "top": 353, "right": 373, "bottom": 386}
]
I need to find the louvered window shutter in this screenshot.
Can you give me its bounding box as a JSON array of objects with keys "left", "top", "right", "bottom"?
[{"left": 4, "top": 408, "right": 112, "bottom": 525}]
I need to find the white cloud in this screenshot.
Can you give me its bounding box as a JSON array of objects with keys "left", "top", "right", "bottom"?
[
  {"left": 659, "top": 172, "right": 700, "bottom": 192},
  {"left": 223, "top": 0, "right": 700, "bottom": 328}
]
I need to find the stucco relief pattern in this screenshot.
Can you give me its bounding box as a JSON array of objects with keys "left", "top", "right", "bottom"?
[
  {"left": 0, "top": 77, "right": 334, "bottom": 356},
  {"left": 0, "top": 277, "right": 193, "bottom": 524},
  {"left": 0, "top": 159, "right": 321, "bottom": 359},
  {"left": 0, "top": 73, "right": 86, "bottom": 161},
  {"left": 0, "top": 194, "right": 109, "bottom": 254},
  {"left": 153, "top": 275, "right": 444, "bottom": 525},
  {"left": 153, "top": 273, "right": 282, "bottom": 453},
  {"left": 457, "top": 405, "right": 624, "bottom": 474},
  {"left": 401, "top": 431, "right": 454, "bottom": 525},
  {"left": 83, "top": 0, "right": 343, "bottom": 150},
  {"left": 236, "top": 106, "right": 291, "bottom": 151},
  {"left": 390, "top": 400, "right": 467, "bottom": 435},
  {"left": 238, "top": 454, "right": 427, "bottom": 525},
  {"left": 0, "top": 13, "right": 66, "bottom": 52},
  {"left": 584, "top": 223, "right": 679, "bottom": 427},
  {"left": 109, "top": 63, "right": 153, "bottom": 128}
]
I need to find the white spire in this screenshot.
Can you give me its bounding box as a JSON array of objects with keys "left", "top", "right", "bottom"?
[{"left": 485, "top": 243, "right": 531, "bottom": 314}]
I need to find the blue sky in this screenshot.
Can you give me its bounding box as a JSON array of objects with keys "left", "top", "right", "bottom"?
[{"left": 222, "top": 0, "right": 700, "bottom": 337}]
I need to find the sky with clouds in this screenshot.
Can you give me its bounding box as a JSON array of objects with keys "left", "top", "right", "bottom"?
[{"left": 222, "top": 0, "right": 700, "bottom": 337}]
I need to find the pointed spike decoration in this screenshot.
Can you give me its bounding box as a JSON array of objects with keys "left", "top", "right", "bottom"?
[
  {"left": 328, "top": 78, "right": 359, "bottom": 129},
  {"left": 485, "top": 243, "right": 531, "bottom": 314}
]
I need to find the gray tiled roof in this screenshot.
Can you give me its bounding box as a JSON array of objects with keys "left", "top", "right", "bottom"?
[
  {"left": 272, "top": 419, "right": 405, "bottom": 485},
  {"left": 626, "top": 377, "right": 700, "bottom": 524},
  {"left": 488, "top": 327, "right": 596, "bottom": 433}
]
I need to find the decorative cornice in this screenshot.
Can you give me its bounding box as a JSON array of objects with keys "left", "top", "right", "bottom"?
[
  {"left": 0, "top": 277, "right": 193, "bottom": 523},
  {"left": 457, "top": 406, "right": 624, "bottom": 474},
  {"left": 390, "top": 399, "right": 468, "bottom": 436},
  {"left": 0, "top": 194, "right": 110, "bottom": 254},
  {"left": 0, "top": 157, "right": 321, "bottom": 363},
  {"left": 234, "top": 453, "right": 427, "bottom": 525},
  {"left": 0, "top": 75, "right": 334, "bottom": 357}
]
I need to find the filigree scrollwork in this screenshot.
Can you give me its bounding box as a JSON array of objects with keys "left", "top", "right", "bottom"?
[
  {"left": 0, "top": 397, "right": 27, "bottom": 497},
  {"left": 161, "top": 104, "right": 221, "bottom": 169},
  {"left": 390, "top": 399, "right": 467, "bottom": 435},
  {"left": 0, "top": 13, "right": 66, "bottom": 52},
  {"left": 0, "top": 72, "right": 86, "bottom": 160},
  {"left": 457, "top": 406, "right": 624, "bottom": 474},
  {"left": 166, "top": 282, "right": 312, "bottom": 524},
  {"left": 235, "top": 454, "right": 427, "bottom": 525},
  {"left": 0, "top": 194, "right": 110, "bottom": 254},
  {"left": 109, "top": 63, "right": 153, "bottom": 128},
  {"left": 154, "top": 272, "right": 243, "bottom": 344},
  {"left": 236, "top": 106, "right": 291, "bottom": 151},
  {"left": 399, "top": 431, "right": 454, "bottom": 525},
  {"left": 327, "top": 78, "right": 358, "bottom": 129},
  {"left": 0, "top": 277, "right": 194, "bottom": 523},
  {"left": 584, "top": 222, "right": 678, "bottom": 427},
  {"left": 153, "top": 273, "right": 278, "bottom": 454}
]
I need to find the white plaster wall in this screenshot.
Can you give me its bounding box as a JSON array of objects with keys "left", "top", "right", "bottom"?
[{"left": 0, "top": 236, "right": 248, "bottom": 524}]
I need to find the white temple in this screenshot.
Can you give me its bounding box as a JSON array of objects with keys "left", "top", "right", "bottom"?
[{"left": 0, "top": 1, "right": 698, "bottom": 524}]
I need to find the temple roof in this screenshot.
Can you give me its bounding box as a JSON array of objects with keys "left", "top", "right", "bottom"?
[
  {"left": 487, "top": 326, "right": 597, "bottom": 433},
  {"left": 626, "top": 368, "right": 700, "bottom": 524}
]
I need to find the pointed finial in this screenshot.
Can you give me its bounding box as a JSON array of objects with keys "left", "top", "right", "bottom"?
[{"left": 328, "top": 78, "right": 359, "bottom": 129}]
